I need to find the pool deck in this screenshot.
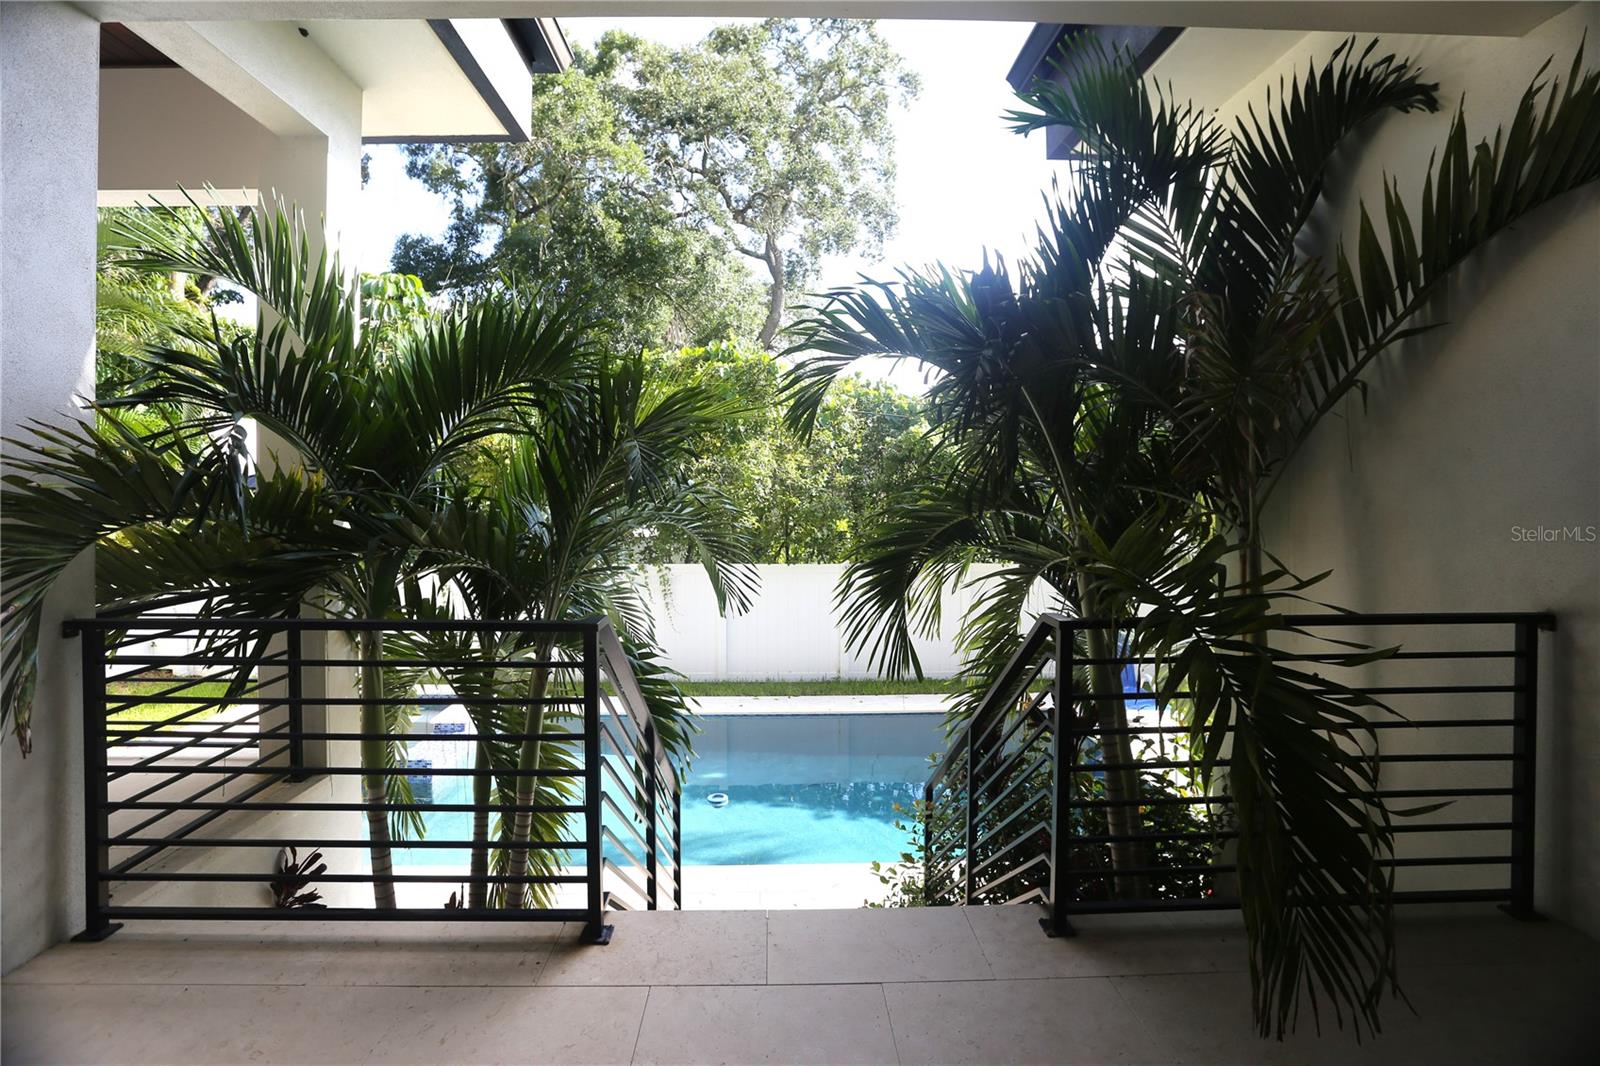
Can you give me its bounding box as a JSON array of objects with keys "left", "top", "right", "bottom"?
[
  {"left": 687, "top": 694, "right": 954, "bottom": 716},
  {"left": 684, "top": 863, "right": 890, "bottom": 909},
  {"left": 3, "top": 905, "right": 1592, "bottom": 1064}
]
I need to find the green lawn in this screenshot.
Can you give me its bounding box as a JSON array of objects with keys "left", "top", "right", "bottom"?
[
  {"left": 107, "top": 679, "right": 231, "bottom": 725},
  {"left": 674, "top": 678, "right": 960, "bottom": 697}
]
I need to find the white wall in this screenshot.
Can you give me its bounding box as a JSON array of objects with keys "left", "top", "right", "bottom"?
[
  {"left": 1205, "top": 7, "right": 1600, "bottom": 933},
  {"left": 0, "top": 2, "right": 101, "bottom": 974},
  {"left": 642, "top": 563, "right": 1052, "bottom": 680}
]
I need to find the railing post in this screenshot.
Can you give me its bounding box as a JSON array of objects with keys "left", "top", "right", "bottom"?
[
  {"left": 71, "top": 624, "right": 120, "bottom": 942},
  {"left": 1044, "top": 619, "right": 1076, "bottom": 938},
  {"left": 645, "top": 722, "right": 659, "bottom": 911},
  {"left": 963, "top": 722, "right": 976, "bottom": 905},
  {"left": 286, "top": 627, "right": 308, "bottom": 782},
  {"left": 580, "top": 625, "right": 612, "bottom": 943},
  {"left": 1502, "top": 619, "right": 1542, "bottom": 921},
  {"left": 673, "top": 779, "right": 683, "bottom": 909}
]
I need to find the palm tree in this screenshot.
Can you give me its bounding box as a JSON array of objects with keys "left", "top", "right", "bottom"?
[
  {"left": 784, "top": 37, "right": 1600, "bottom": 1038},
  {"left": 409, "top": 353, "right": 755, "bottom": 908},
  {"left": 2, "top": 199, "right": 598, "bottom": 908}
]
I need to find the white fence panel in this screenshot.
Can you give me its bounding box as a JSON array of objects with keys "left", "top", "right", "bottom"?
[{"left": 641, "top": 563, "right": 1053, "bottom": 681}]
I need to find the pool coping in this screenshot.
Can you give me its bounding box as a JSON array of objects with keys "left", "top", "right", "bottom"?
[{"left": 686, "top": 694, "right": 955, "bottom": 716}]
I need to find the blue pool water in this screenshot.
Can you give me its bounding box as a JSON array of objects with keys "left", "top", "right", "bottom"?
[{"left": 393, "top": 712, "right": 944, "bottom": 868}]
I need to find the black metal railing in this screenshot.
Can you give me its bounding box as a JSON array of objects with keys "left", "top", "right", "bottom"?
[
  {"left": 923, "top": 612, "right": 1553, "bottom": 936},
  {"left": 64, "top": 614, "right": 682, "bottom": 944}
]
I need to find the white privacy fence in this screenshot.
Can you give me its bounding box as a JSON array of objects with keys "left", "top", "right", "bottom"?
[
  {"left": 123, "top": 564, "right": 1052, "bottom": 681},
  {"left": 642, "top": 563, "right": 1052, "bottom": 681}
]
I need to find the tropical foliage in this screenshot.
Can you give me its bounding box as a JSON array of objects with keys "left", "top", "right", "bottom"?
[
  {"left": 784, "top": 36, "right": 1600, "bottom": 1039},
  {"left": 1, "top": 198, "right": 752, "bottom": 911}
]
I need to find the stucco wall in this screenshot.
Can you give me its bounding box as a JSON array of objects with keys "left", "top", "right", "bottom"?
[
  {"left": 0, "top": 2, "right": 101, "bottom": 974},
  {"left": 1209, "top": 7, "right": 1600, "bottom": 932}
]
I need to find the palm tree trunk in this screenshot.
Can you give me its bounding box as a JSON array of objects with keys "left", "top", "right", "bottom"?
[
  {"left": 1081, "top": 623, "right": 1150, "bottom": 900},
  {"left": 359, "top": 628, "right": 398, "bottom": 909},
  {"left": 502, "top": 663, "right": 551, "bottom": 909},
  {"left": 468, "top": 740, "right": 491, "bottom": 909}
]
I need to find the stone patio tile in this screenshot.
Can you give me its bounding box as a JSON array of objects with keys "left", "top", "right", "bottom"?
[
  {"left": 634, "top": 983, "right": 898, "bottom": 1065},
  {"left": 767, "top": 906, "right": 992, "bottom": 984},
  {"left": 882, "top": 976, "right": 1178, "bottom": 1064},
  {"left": 965, "top": 904, "right": 1246, "bottom": 980},
  {"left": 541, "top": 909, "right": 768, "bottom": 986}
]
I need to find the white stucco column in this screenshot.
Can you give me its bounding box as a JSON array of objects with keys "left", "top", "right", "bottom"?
[{"left": 0, "top": 2, "right": 101, "bottom": 974}]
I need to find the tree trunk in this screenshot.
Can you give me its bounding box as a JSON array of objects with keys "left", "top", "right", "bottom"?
[
  {"left": 1082, "top": 623, "right": 1151, "bottom": 900},
  {"left": 757, "top": 235, "right": 785, "bottom": 350},
  {"left": 468, "top": 740, "right": 491, "bottom": 909},
  {"left": 502, "top": 664, "right": 552, "bottom": 909},
  {"left": 359, "top": 628, "right": 398, "bottom": 909}
]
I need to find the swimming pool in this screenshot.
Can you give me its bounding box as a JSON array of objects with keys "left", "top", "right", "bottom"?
[{"left": 395, "top": 712, "right": 944, "bottom": 868}]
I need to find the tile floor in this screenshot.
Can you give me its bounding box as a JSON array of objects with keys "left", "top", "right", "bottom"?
[{"left": 2, "top": 906, "right": 1593, "bottom": 1064}]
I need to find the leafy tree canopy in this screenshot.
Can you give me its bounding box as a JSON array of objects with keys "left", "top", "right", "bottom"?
[
  {"left": 396, "top": 19, "right": 918, "bottom": 351},
  {"left": 645, "top": 343, "right": 936, "bottom": 564}
]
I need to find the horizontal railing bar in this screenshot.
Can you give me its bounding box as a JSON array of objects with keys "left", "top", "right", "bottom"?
[
  {"left": 596, "top": 716, "right": 649, "bottom": 787},
  {"left": 969, "top": 820, "right": 1049, "bottom": 884},
  {"left": 973, "top": 723, "right": 1051, "bottom": 800},
  {"left": 1069, "top": 821, "right": 1517, "bottom": 847},
  {"left": 599, "top": 757, "right": 651, "bottom": 819},
  {"left": 1068, "top": 752, "right": 1518, "bottom": 774},
  {"left": 974, "top": 752, "right": 1053, "bottom": 827},
  {"left": 931, "top": 622, "right": 1057, "bottom": 786},
  {"left": 101, "top": 906, "right": 591, "bottom": 922},
  {"left": 106, "top": 799, "right": 587, "bottom": 814},
  {"left": 110, "top": 763, "right": 286, "bottom": 845},
  {"left": 998, "top": 885, "right": 1049, "bottom": 907},
  {"left": 105, "top": 729, "right": 584, "bottom": 744},
  {"left": 600, "top": 793, "right": 654, "bottom": 858},
  {"left": 117, "top": 742, "right": 287, "bottom": 807},
  {"left": 110, "top": 720, "right": 289, "bottom": 783},
  {"left": 106, "top": 772, "right": 289, "bottom": 875},
  {"left": 1067, "top": 685, "right": 1519, "bottom": 701},
  {"left": 104, "top": 652, "right": 288, "bottom": 686},
  {"left": 101, "top": 668, "right": 286, "bottom": 711},
  {"left": 104, "top": 655, "right": 580, "bottom": 671},
  {"left": 1056, "top": 888, "right": 1519, "bottom": 916},
  {"left": 972, "top": 682, "right": 1051, "bottom": 760},
  {"left": 595, "top": 623, "right": 680, "bottom": 789},
  {"left": 102, "top": 871, "right": 586, "bottom": 884},
  {"left": 109, "top": 836, "right": 584, "bottom": 850},
  {"left": 601, "top": 857, "right": 650, "bottom": 907},
  {"left": 972, "top": 851, "right": 1050, "bottom": 900},
  {"left": 1068, "top": 855, "right": 1511, "bottom": 879},
  {"left": 1069, "top": 650, "right": 1518, "bottom": 666},
  {"left": 973, "top": 693, "right": 1049, "bottom": 776},
  {"left": 601, "top": 829, "right": 651, "bottom": 886},
  {"left": 68, "top": 616, "right": 607, "bottom": 635},
  {"left": 104, "top": 703, "right": 273, "bottom": 747},
  {"left": 1065, "top": 786, "right": 1514, "bottom": 809},
  {"left": 111, "top": 764, "right": 581, "bottom": 779},
  {"left": 103, "top": 694, "right": 585, "bottom": 707},
  {"left": 972, "top": 789, "right": 1050, "bottom": 855},
  {"left": 1048, "top": 612, "right": 1554, "bottom": 630},
  {"left": 1080, "top": 718, "right": 1518, "bottom": 738}
]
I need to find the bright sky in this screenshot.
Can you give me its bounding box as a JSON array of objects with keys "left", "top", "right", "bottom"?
[{"left": 352, "top": 18, "right": 1068, "bottom": 390}]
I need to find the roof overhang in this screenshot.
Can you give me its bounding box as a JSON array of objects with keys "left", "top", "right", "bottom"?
[
  {"left": 1007, "top": 23, "right": 1184, "bottom": 159},
  {"left": 107, "top": 16, "right": 566, "bottom": 145}
]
